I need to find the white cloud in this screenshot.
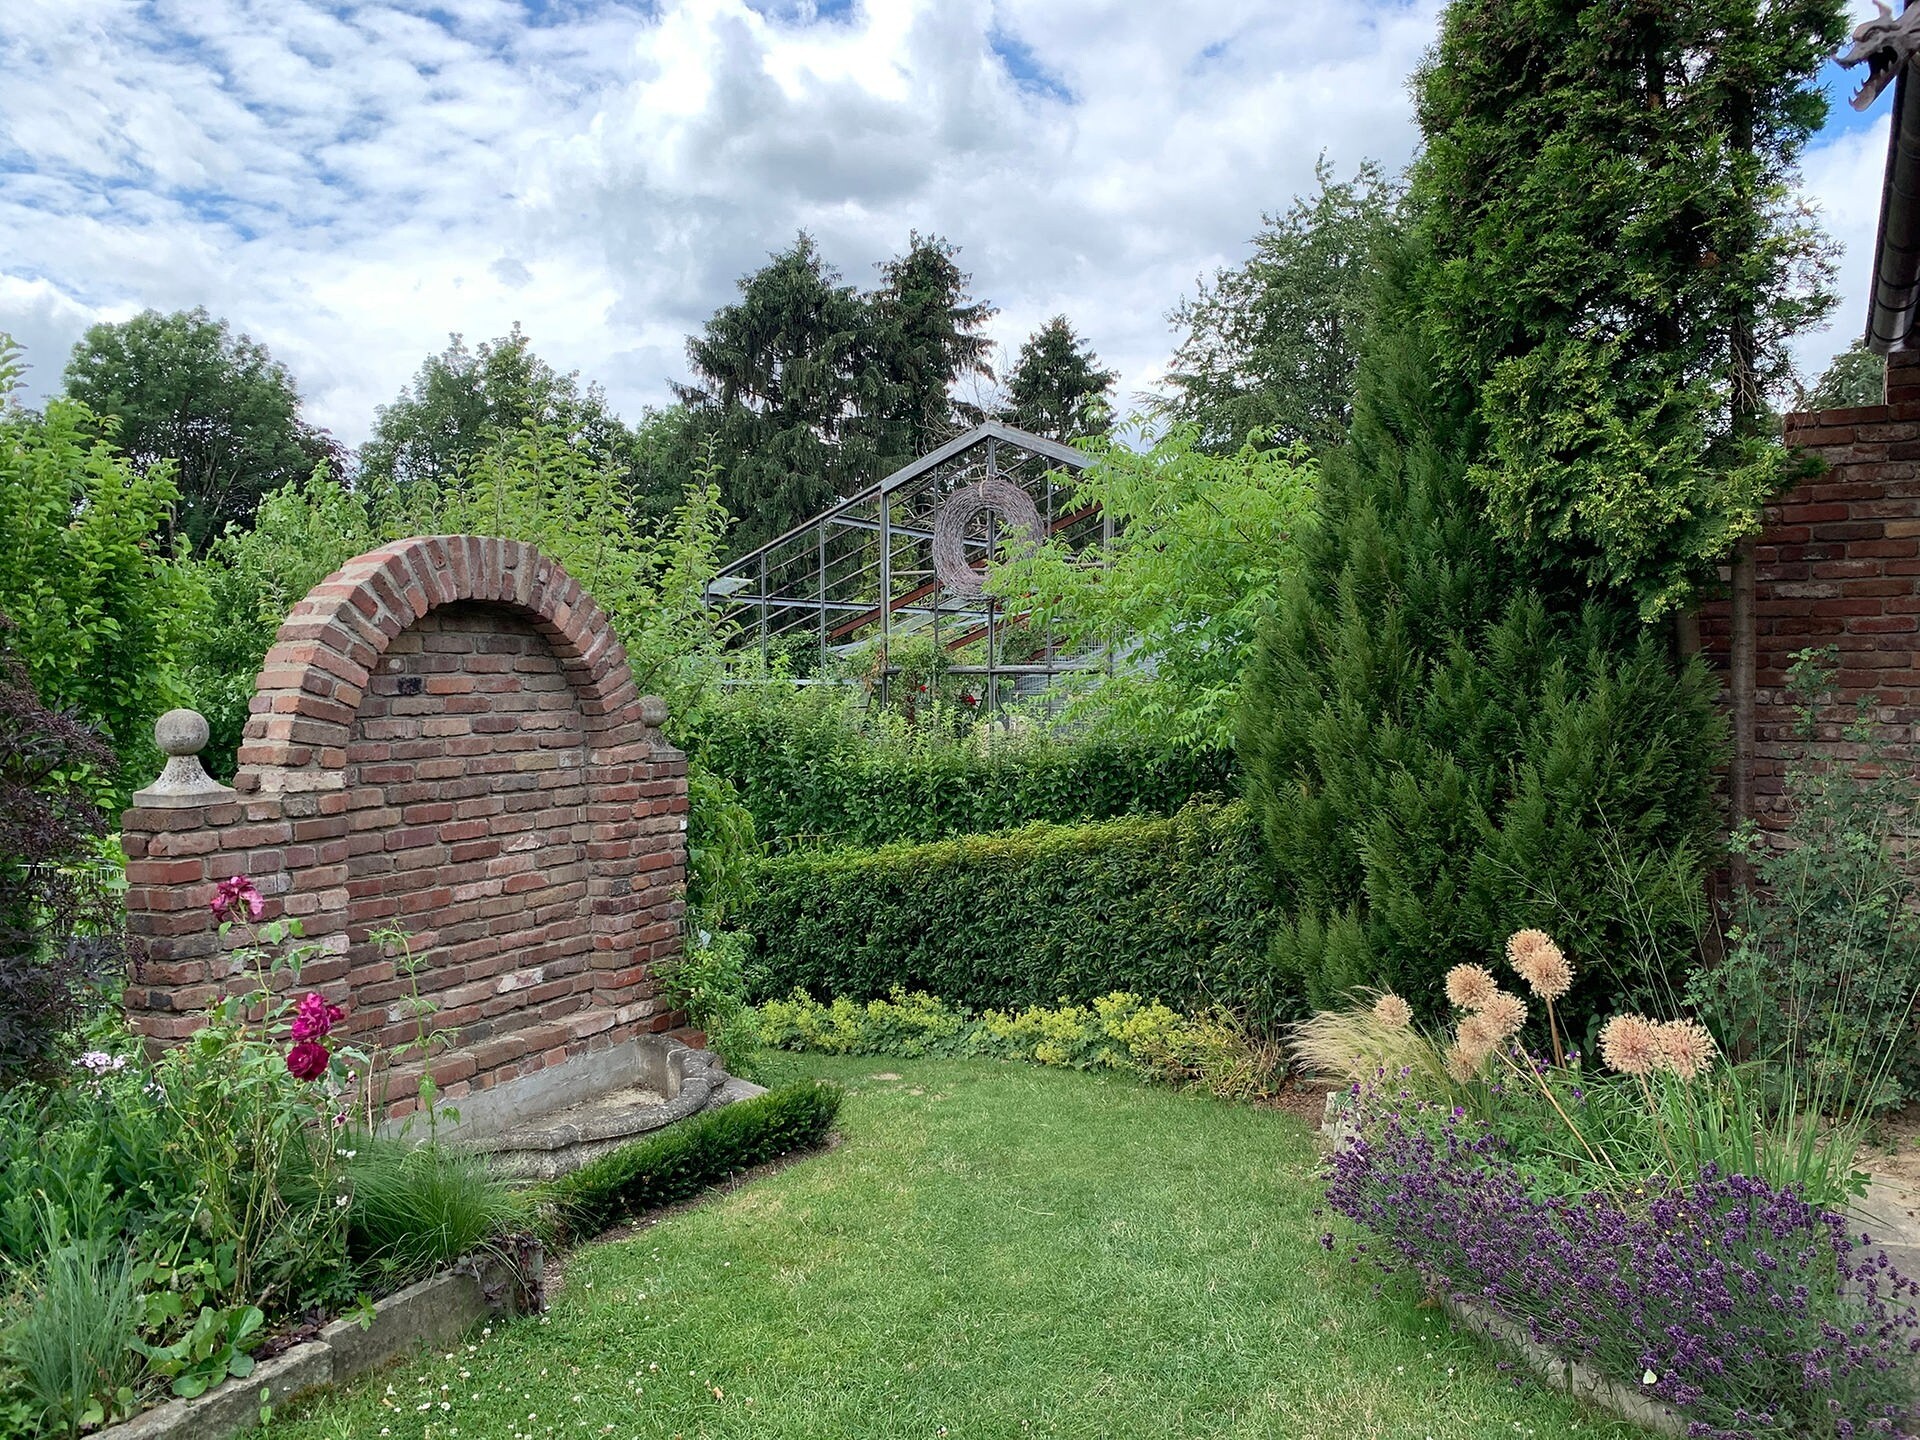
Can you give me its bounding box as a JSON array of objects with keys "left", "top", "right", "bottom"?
[
  {"left": 0, "top": 0, "right": 1881, "bottom": 445},
  {"left": 1795, "top": 117, "right": 1888, "bottom": 389}
]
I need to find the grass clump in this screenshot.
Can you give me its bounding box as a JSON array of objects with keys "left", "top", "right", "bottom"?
[
  {"left": 345, "top": 1138, "right": 533, "bottom": 1287},
  {"left": 3, "top": 1234, "right": 141, "bottom": 1437}
]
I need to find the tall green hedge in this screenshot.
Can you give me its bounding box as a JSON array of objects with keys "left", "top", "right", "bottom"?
[
  {"left": 739, "top": 801, "right": 1289, "bottom": 1025},
  {"left": 705, "top": 687, "right": 1232, "bottom": 851}
]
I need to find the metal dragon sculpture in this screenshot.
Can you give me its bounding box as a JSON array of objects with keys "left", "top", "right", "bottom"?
[{"left": 1842, "top": 1, "right": 1920, "bottom": 111}]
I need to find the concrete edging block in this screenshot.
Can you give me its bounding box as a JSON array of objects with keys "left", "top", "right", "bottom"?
[
  {"left": 319, "top": 1269, "right": 489, "bottom": 1384},
  {"left": 101, "top": 1342, "right": 333, "bottom": 1440},
  {"left": 1442, "top": 1294, "right": 1686, "bottom": 1437},
  {"left": 94, "top": 1246, "right": 538, "bottom": 1440}
]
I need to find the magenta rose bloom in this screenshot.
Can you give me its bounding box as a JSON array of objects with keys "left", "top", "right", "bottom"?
[
  {"left": 290, "top": 992, "right": 344, "bottom": 1042},
  {"left": 209, "top": 875, "right": 264, "bottom": 922},
  {"left": 285, "top": 1041, "right": 330, "bottom": 1081}
]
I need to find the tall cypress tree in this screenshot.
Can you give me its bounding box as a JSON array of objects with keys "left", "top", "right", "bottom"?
[
  {"left": 1235, "top": 0, "right": 1842, "bottom": 1024},
  {"left": 1413, "top": 0, "right": 1844, "bottom": 618},
  {"left": 1239, "top": 275, "right": 1723, "bottom": 1025}
]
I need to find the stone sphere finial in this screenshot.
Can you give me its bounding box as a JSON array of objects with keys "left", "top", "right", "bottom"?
[
  {"left": 155, "top": 708, "right": 211, "bottom": 758},
  {"left": 133, "top": 708, "right": 235, "bottom": 811},
  {"left": 639, "top": 695, "right": 669, "bottom": 727}
]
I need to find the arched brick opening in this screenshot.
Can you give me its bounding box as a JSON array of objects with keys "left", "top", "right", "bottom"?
[{"left": 122, "top": 537, "right": 687, "bottom": 1117}]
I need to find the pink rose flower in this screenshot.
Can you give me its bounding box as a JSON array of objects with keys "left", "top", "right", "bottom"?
[
  {"left": 285, "top": 1041, "right": 330, "bottom": 1081},
  {"left": 209, "top": 875, "right": 264, "bottom": 922},
  {"left": 290, "top": 992, "right": 344, "bottom": 1042}
]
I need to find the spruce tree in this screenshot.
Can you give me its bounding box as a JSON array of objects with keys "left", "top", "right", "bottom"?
[
  {"left": 998, "top": 317, "right": 1116, "bottom": 443},
  {"left": 869, "top": 233, "right": 996, "bottom": 458},
  {"left": 679, "top": 233, "right": 887, "bottom": 555}
]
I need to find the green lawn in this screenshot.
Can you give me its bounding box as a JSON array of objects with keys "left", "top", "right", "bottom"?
[{"left": 264, "top": 1055, "right": 1647, "bottom": 1440}]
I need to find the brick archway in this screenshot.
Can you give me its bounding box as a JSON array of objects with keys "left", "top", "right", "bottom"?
[
  {"left": 238, "top": 537, "right": 649, "bottom": 789},
  {"left": 122, "top": 537, "right": 688, "bottom": 1118}
]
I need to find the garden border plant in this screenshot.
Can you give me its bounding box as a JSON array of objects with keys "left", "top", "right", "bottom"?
[{"left": 1300, "top": 925, "right": 1920, "bottom": 1438}]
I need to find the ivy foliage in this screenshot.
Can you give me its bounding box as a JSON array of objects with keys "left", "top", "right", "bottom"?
[
  {"left": 0, "top": 337, "right": 190, "bottom": 784},
  {"left": 705, "top": 683, "right": 1232, "bottom": 852},
  {"left": 740, "top": 802, "right": 1286, "bottom": 1026}
]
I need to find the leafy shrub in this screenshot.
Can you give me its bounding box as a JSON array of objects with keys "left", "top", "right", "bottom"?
[
  {"left": 740, "top": 801, "right": 1286, "bottom": 1025},
  {"left": 0, "top": 625, "right": 131, "bottom": 1082},
  {"left": 706, "top": 683, "right": 1232, "bottom": 852},
  {"left": 344, "top": 1138, "right": 530, "bottom": 1287},
  {"left": 657, "top": 927, "right": 757, "bottom": 1075},
  {"left": 545, "top": 1081, "right": 842, "bottom": 1240},
  {"left": 0, "top": 337, "right": 190, "bottom": 787},
  {"left": 750, "top": 988, "right": 1287, "bottom": 1100},
  {"left": 1238, "top": 306, "right": 1722, "bottom": 1030},
  {"left": 1688, "top": 650, "right": 1920, "bottom": 1113}
]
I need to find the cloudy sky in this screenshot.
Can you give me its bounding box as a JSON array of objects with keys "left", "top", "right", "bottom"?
[{"left": 0, "top": 0, "right": 1896, "bottom": 447}]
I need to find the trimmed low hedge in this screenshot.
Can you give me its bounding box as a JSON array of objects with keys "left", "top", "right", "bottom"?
[
  {"left": 705, "top": 695, "right": 1233, "bottom": 851},
  {"left": 545, "top": 1081, "right": 842, "bottom": 1239},
  {"left": 740, "top": 801, "right": 1291, "bottom": 1025}
]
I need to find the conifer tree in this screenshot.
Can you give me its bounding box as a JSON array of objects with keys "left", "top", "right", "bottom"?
[
  {"left": 1238, "top": 283, "right": 1724, "bottom": 1021},
  {"left": 869, "top": 233, "right": 996, "bottom": 457},
  {"left": 998, "top": 317, "right": 1116, "bottom": 442},
  {"left": 1413, "top": 0, "right": 1845, "bottom": 617},
  {"left": 679, "top": 233, "right": 887, "bottom": 554}
]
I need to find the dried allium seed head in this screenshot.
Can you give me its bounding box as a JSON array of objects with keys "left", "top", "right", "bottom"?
[
  {"left": 1456, "top": 1011, "right": 1501, "bottom": 1062},
  {"left": 1444, "top": 964, "right": 1499, "bottom": 1013},
  {"left": 1598, "top": 1015, "right": 1663, "bottom": 1078},
  {"left": 1655, "top": 1020, "right": 1716, "bottom": 1082},
  {"left": 1514, "top": 943, "right": 1574, "bottom": 1002},
  {"left": 1479, "top": 990, "right": 1528, "bottom": 1040},
  {"left": 1505, "top": 929, "right": 1553, "bottom": 966},
  {"left": 1372, "top": 993, "right": 1414, "bottom": 1030},
  {"left": 1444, "top": 1044, "right": 1485, "bottom": 1084}
]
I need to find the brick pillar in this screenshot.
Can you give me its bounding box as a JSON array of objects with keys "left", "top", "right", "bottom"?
[{"left": 1887, "top": 348, "right": 1920, "bottom": 407}]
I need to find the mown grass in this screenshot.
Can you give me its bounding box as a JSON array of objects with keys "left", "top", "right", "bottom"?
[{"left": 263, "top": 1054, "right": 1650, "bottom": 1440}]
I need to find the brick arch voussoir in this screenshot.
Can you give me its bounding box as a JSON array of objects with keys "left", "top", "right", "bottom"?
[{"left": 235, "top": 536, "right": 649, "bottom": 788}]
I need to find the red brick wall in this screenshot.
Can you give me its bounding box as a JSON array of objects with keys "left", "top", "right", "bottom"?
[
  {"left": 122, "top": 537, "right": 687, "bottom": 1117},
  {"left": 1701, "top": 351, "right": 1920, "bottom": 827}
]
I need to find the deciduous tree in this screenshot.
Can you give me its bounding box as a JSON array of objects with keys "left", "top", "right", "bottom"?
[{"left": 63, "top": 308, "right": 337, "bottom": 552}]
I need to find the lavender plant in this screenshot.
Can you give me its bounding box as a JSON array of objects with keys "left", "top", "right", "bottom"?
[{"left": 1325, "top": 1094, "right": 1920, "bottom": 1437}]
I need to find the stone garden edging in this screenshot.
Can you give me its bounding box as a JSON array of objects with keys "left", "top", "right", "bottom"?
[
  {"left": 1439, "top": 1293, "right": 1686, "bottom": 1437},
  {"left": 95, "top": 1246, "right": 541, "bottom": 1440}
]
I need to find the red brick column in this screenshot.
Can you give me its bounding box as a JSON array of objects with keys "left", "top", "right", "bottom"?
[
  {"left": 1700, "top": 355, "right": 1920, "bottom": 829},
  {"left": 123, "top": 537, "right": 687, "bottom": 1116}
]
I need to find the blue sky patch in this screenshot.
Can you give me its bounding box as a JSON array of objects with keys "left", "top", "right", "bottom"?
[{"left": 989, "top": 26, "right": 1073, "bottom": 105}]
